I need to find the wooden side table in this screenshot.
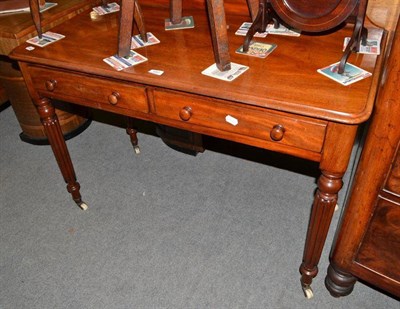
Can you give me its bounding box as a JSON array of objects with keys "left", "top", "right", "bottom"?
[
  {"left": 0, "top": 0, "right": 101, "bottom": 144},
  {"left": 325, "top": 17, "right": 400, "bottom": 299},
  {"left": 10, "top": 5, "right": 386, "bottom": 296}
]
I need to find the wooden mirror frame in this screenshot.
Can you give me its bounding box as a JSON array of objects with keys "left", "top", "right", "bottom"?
[{"left": 270, "top": 0, "right": 360, "bottom": 32}]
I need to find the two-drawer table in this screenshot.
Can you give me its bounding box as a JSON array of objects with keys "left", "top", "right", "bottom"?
[{"left": 10, "top": 3, "right": 385, "bottom": 297}]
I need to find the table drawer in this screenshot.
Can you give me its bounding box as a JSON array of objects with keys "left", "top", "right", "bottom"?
[
  {"left": 153, "top": 90, "right": 327, "bottom": 153},
  {"left": 27, "top": 66, "right": 149, "bottom": 113}
]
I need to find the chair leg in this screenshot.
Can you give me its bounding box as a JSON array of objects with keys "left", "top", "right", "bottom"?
[
  {"left": 118, "top": 0, "right": 135, "bottom": 57},
  {"left": 206, "top": 0, "right": 231, "bottom": 71},
  {"left": 170, "top": 0, "right": 183, "bottom": 24},
  {"left": 118, "top": 0, "right": 147, "bottom": 58},
  {"left": 133, "top": 0, "right": 148, "bottom": 42},
  {"left": 29, "top": 0, "right": 42, "bottom": 38}
]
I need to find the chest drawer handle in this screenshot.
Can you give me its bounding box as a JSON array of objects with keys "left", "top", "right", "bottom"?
[
  {"left": 45, "top": 80, "right": 57, "bottom": 91},
  {"left": 270, "top": 124, "right": 285, "bottom": 141},
  {"left": 108, "top": 91, "right": 120, "bottom": 105},
  {"left": 179, "top": 106, "right": 193, "bottom": 121}
]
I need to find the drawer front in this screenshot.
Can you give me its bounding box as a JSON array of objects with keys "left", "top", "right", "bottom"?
[
  {"left": 153, "top": 90, "right": 327, "bottom": 153},
  {"left": 27, "top": 66, "right": 149, "bottom": 113}
]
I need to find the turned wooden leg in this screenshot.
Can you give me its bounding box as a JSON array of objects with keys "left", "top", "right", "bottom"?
[
  {"left": 170, "top": 0, "right": 183, "bottom": 24},
  {"left": 206, "top": 0, "right": 231, "bottom": 71},
  {"left": 299, "top": 171, "right": 343, "bottom": 298},
  {"left": 325, "top": 263, "right": 357, "bottom": 297},
  {"left": 34, "top": 97, "right": 87, "bottom": 210},
  {"left": 126, "top": 117, "right": 140, "bottom": 154}
]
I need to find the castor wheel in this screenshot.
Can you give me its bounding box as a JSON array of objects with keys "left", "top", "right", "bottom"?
[
  {"left": 335, "top": 204, "right": 339, "bottom": 211},
  {"left": 133, "top": 145, "right": 140, "bottom": 154},
  {"left": 302, "top": 285, "right": 314, "bottom": 299},
  {"left": 76, "top": 201, "right": 88, "bottom": 211}
]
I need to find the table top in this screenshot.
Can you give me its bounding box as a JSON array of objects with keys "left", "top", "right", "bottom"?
[
  {"left": 0, "top": 0, "right": 101, "bottom": 55},
  {"left": 10, "top": 3, "right": 385, "bottom": 124}
]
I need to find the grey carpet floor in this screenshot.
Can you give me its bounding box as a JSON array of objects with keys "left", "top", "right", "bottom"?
[{"left": 1, "top": 104, "right": 398, "bottom": 308}]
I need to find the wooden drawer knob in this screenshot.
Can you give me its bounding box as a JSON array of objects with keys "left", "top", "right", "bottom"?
[
  {"left": 108, "top": 91, "right": 120, "bottom": 105},
  {"left": 270, "top": 124, "right": 285, "bottom": 141},
  {"left": 45, "top": 79, "right": 57, "bottom": 91},
  {"left": 179, "top": 106, "right": 192, "bottom": 121}
]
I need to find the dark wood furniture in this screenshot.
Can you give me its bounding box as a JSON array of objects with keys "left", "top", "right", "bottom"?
[
  {"left": 325, "top": 19, "right": 400, "bottom": 299},
  {"left": 0, "top": 0, "right": 101, "bottom": 143},
  {"left": 10, "top": 3, "right": 385, "bottom": 298}
]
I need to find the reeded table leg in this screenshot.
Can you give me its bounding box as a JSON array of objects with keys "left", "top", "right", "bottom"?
[
  {"left": 34, "top": 97, "right": 87, "bottom": 210},
  {"left": 299, "top": 171, "right": 343, "bottom": 298},
  {"left": 297, "top": 122, "right": 358, "bottom": 298}
]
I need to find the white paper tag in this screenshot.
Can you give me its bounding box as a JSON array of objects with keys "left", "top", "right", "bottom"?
[
  {"left": 225, "top": 115, "right": 238, "bottom": 126},
  {"left": 202, "top": 63, "right": 249, "bottom": 82},
  {"left": 148, "top": 69, "right": 164, "bottom": 76}
]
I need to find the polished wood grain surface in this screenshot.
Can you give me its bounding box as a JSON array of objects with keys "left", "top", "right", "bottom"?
[
  {"left": 0, "top": 0, "right": 100, "bottom": 142},
  {"left": 11, "top": 4, "right": 383, "bottom": 123},
  {"left": 0, "top": 0, "right": 101, "bottom": 55},
  {"left": 386, "top": 151, "right": 400, "bottom": 195},
  {"left": 356, "top": 199, "right": 400, "bottom": 285}
]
